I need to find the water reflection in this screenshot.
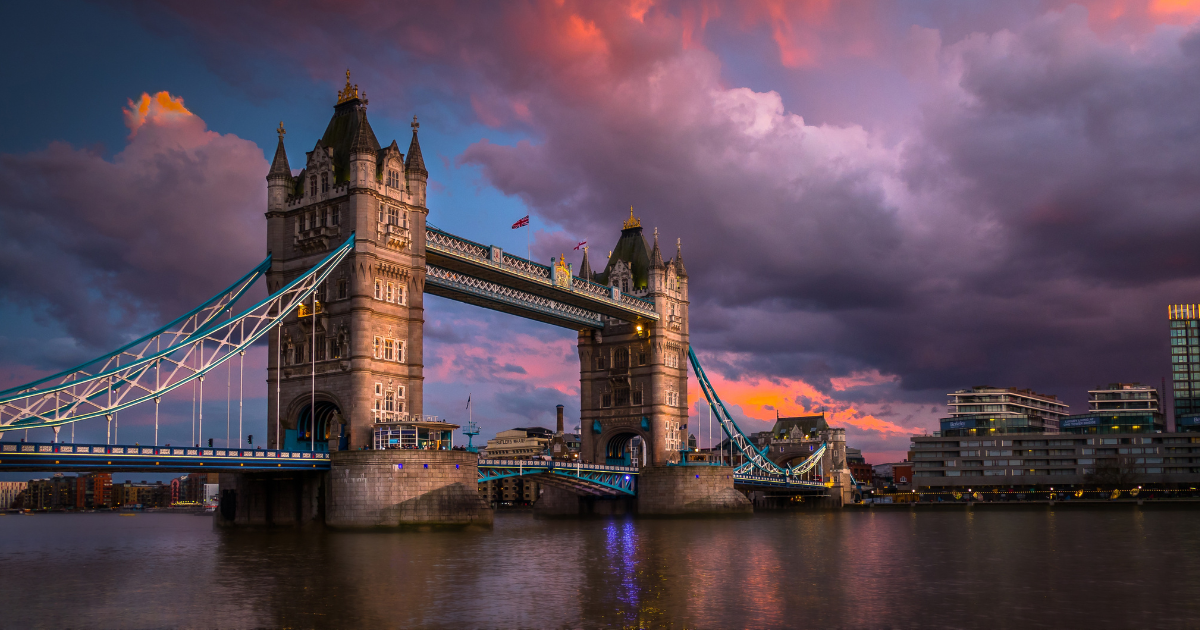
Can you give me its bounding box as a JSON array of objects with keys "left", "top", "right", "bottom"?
[{"left": 3, "top": 509, "right": 1200, "bottom": 628}]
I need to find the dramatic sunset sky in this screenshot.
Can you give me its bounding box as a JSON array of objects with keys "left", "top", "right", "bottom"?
[{"left": 3, "top": 0, "right": 1200, "bottom": 462}]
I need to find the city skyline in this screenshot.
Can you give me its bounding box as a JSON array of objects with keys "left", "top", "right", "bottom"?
[{"left": 4, "top": 1, "right": 1200, "bottom": 463}]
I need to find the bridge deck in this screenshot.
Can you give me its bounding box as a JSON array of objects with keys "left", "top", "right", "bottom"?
[
  {"left": 0, "top": 443, "right": 330, "bottom": 473},
  {"left": 478, "top": 459, "right": 639, "bottom": 495}
]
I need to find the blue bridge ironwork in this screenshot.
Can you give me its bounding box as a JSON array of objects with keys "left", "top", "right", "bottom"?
[
  {"left": 478, "top": 458, "right": 638, "bottom": 496},
  {"left": 0, "top": 442, "right": 330, "bottom": 473}
]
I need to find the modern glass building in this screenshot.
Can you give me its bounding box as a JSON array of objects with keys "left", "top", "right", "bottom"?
[
  {"left": 1059, "top": 383, "right": 1163, "bottom": 434},
  {"left": 939, "top": 386, "right": 1070, "bottom": 437},
  {"left": 1169, "top": 305, "right": 1200, "bottom": 431}
]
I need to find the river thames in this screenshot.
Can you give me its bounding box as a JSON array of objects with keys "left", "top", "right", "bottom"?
[{"left": 1, "top": 507, "right": 1198, "bottom": 629}]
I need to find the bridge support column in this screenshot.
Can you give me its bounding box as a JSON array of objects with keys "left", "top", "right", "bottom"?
[
  {"left": 533, "top": 484, "right": 634, "bottom": 517},
  {"left": 326, "top": 450, "right": 491, "bottom": 529},
  {"left": 636, "top": 466, "right": 751, "bottom": 515},
  {"left": 215, "top": 471, "right": 325, "bottom": 528}
]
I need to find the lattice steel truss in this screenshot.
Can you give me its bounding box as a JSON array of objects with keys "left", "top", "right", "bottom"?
[
  {"left": 689, "top": 347, "right": 827, "bottom": 480},
  {"left": 426, "top": 264, "right": 604, "bottom": 329},
  {"left": 0, "top": 236, "right": 356, "bottom": 432},
  {"left": 478, "top": 459, "right": 638, "bottom": 495}
]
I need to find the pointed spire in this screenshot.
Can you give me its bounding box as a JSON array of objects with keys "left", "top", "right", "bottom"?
[
  {"left": 268, "top": 121, "right": 291, "bottom": 178},
  {"left": 405, "top": 115, "right": 427, "bottom": 175},
  {"left": 579, "top": 246, "right": 593, "bottom": 280},
  {"left": 675, "top": 237, "right": 688, "bottom": 278},
  {"left": 650, "top": 227, "right": 665, "bottom": 269}
]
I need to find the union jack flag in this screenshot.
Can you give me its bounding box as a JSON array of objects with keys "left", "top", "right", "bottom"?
[{"left": 511, "top": 215, "right": 530, "bottom": 229}]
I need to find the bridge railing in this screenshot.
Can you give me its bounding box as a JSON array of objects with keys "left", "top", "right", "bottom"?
[
  {"left": 477, "top": 459, "right": 639, "bottom": 473},
  {"left": 0, "top": 442, "right": 330, "bottom": 459}
]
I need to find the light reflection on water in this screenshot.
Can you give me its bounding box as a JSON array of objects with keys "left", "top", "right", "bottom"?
[{"left": 2, "top": 508, "right": 1200, "bottom": 628}]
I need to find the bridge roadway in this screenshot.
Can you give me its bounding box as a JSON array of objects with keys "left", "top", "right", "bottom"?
[{"left": 0, "top": 443, "right": 829, "bottom": 496}]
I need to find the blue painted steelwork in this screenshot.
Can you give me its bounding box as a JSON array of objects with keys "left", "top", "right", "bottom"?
[
  {"left": 689, "top": 347, "right": 826, "bottom": 481},
  {"left": 732, "top": 472, "right": 827, "bottom": 490},
  {"left": 477, "top": 459, "right": 638, "bottom": 495},
  {"left": 0, "top": 255, "right": 271, "bottom": 399},
  {"left": 0, "top": 442, "right": 330, "bottom": 473},
  {"left": 425, "top": 264, "right": 604, "bottom": 329},
  {"left": 0, "top": 236, "right": 355, "bottom": 432},
  {"left": 425, "top": 227, "right": 658, "bottom": 324}
]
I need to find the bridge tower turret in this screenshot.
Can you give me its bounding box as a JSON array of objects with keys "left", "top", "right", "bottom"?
[
  {"left": 265, "top": 71, "right": 428, "bottom": 452},
  {"left": 579, "top": 211, "right": 690, "bottom": 466}
]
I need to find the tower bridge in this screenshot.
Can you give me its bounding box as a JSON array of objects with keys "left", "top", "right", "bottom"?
[{"left": 0, "top": 75, "right": 852, "bottom": 526}]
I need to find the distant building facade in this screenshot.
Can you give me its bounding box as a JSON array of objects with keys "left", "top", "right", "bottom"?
[
  {"left": 0, "top": 481, "right": 25, "bottom": 509},
  {"left": 941, "top": 386, "right": 1069, "bottom": 436},
  {"left": 1170, "top": 305, "right": 1200, "bottom": 425},
  {"left": 1059, "top": 383, "right": 1164, "bottom": 434},
  {"left": 483, "top": 429, "right": 550, "bottom": 459}
]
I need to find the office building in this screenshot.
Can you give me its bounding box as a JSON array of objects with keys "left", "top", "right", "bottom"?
[
  {"left": 941, "top": 386, "right": 1069, "bottom": 436},
  {"left": 0, "top": 481, "right": 26, "bottom": 509},
  {"left": 1169, "top": 304, "right": 1200, "bottom": 426}
]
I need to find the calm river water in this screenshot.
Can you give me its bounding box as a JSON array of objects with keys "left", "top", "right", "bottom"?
[{"left": 1, "top": 508, "right": 1199, "bottom": 629}]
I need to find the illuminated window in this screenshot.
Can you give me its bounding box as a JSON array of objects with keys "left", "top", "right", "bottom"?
[
  {"left": 384, "top": 339, "right": 395, "bottom": 362},
  {"left": 373, "top": 336, "right": 382, "bottom": 359},
  {"left": 386, "top": 282, "right": 395, "bottom": 303}
]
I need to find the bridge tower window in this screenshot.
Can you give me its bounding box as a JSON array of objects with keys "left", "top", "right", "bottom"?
[
  {"left": 397, "top": 285, "right": 407, "bottom": 305},
  {"left": 321, "top": 172, "right": 329, "bottom": 193},
  {"left": 387, "top": 169, "right": 400, "bottom": 188},
  {"left": 615, "top": 386, "right": 630, "bottom": 406},
  {"left": 373, "top": 336, "right": 382, "bottom": 359},
  {"left": 331, "top": 207, "right": 340, "bottom": 225},
  {"left": 321, "top": 208, "right": 329, "bottom": 226},
  {"left": 316, "top": 334, "right": 326, "bottom": 361},
  {"left": 397, "top": 340, "right": 406, "bottom": 363},
  {"left": 309, "top": 176, "right": 317, "bottom": 197},
  {"left": 384, "top": 391, "right": 395, "bottom": 413},
  {"left": 631, "top": 383, "right": 643, "bottom": 406},
  {"left": 386, "top": 282, "right": 395, "bottom": 303},
  {"left": 614, "top": 348, "right": 629, "bottom": 369},
  {"left": 375, "top": 382, "right": 383, "bottom": 396},
  {"left": 387, "top": 206, "right": 399, "bottom": 225},
  {"left": 384, "top": 339, "right": 395, "bottom": 361},
  {"left": 601, "top": 386, "right": 612, "bottom": 408},
  {"left": 374, "top": 279, "right": 383, "bottom": 300},
  {"left": 638, "top": 348, "right": 647, "bottom": 366},
  {"left": 337, "top": 278, "right": 348, "bottom": 300}
]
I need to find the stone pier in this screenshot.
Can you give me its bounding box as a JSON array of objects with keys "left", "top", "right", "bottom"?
[
  {"left": 636, "top": 465, "right": 752, "bottom": 515},
  {"left": 325, "top": 450, "right": 492, "bottom": 529}
]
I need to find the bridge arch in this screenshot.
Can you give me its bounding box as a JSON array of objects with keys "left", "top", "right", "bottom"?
[
  {"left": 597, "top": 427, "right": 649, "bottom": 466},
  {"left": 285, "top": 394, "right": 345, "bottom": 451}
]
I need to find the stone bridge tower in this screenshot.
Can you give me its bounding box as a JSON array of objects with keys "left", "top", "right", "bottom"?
[
  {"left": 578, "top": 211, "right": 691, "bottom": 466},
  {"left": 264, "top": 73, "right": 428, "bottom": 451}
]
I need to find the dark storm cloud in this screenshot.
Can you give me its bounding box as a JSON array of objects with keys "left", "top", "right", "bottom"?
[{"left": 0, "top": 94, "right": 266, "bottom": 361}]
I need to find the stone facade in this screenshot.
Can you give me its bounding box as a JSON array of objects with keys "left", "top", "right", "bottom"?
[
  {"left": 636, "top": 466, "right": 752, "bottom": 515},
  {"left": 579, "top": 214, "right": 690, "bottom": 467},
  {"left": 326, "top": 450, "right": 491, "bottom": 528},
  {"left": 265, "top": 75, "right": 429, "bottom": 451},
  {"left": 216, "top": 472, "right": 325, "bottom": 527}
]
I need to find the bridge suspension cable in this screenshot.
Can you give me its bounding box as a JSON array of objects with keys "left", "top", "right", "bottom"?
[
  {"left": 687, "top": 347, "right": 826, "bottom": 479},
  {"left": 0, "top": 235, "right": 356, "bottom": 433}
]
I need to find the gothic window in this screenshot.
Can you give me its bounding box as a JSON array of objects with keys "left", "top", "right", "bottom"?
[
  {"left": 397, "top": 385, "right": 405, "bottom": 399},
  {"left": 386, "top": 282, "right": 395, "bottom": 303},
  {"left": 622, "top": 279, "right": 630, "bottom": 293},
  {"left": 615, "top": 386, "right": 630, "bottom": 406},
  {"left": 667, "top": 387, "right": 680, "bottom": 407},
  {"left": 375, "top": 382, "right": 383, "bottom": 396},
  {"left": 384, "top": 339, "right": 395, "bottom": 361},
  {"left": 316, "top": 334, "right": 326, "bottom": 361},
  {"left": 397, "top": 340, "right": 406, "bottom": 363},
  {"left": 631, "top": 383, "right": 643, "bottom": 406},
  {"left": 637, "top": 349, "right": 647, "bottom": 366},
  {"left": 320, "top": 173, "right": 329, "bottom": 192},
  {"left": 377, "top": 208, "right": 385, "bottom": 223},
  {"left": 384, "top": 391, "right": 395, "bottom": 412},
  {"left": 332, "top": 207, "right": 340, "bottom": 226},
  {"left": 303, "top": 213, "right": 311, "bottom": 231},
  {"left": 286, "top": 343, "right": 295, "bottom": 365},
  {"left": 309, "top": 177, "right": 317, "bottom": 197},
  {"left": 373, "top": 336, "right": 382, "bottom": 359},
  {"left": 397, "top": 285, "right": 407, "bottom": 306},
  {"left": 596, "top": 353, "right": 607, "bottom": 370},
  {"left": 337, "top": 278, "right": 348, "bottom": 300},
  {"left": 321, "top": 208, "right": 329, "bottom": 226},
  {"left": 387, "top": 206, "right": 399, "bottom": 225},
  {"left": 337, "top": 333, "right": 348, "bottom": 359},
  {"left": 615, "top": 347, "right": 629, "bottom": 369},
  {"left": 301, "top": 342, "right": 310, "bottom": 363},
  {"left": 374, "top": 280, "right": 383, "bottom": 300},
  {"left": 387, "top": 169, "right": 400, "bottom": 188},
  {"left": 601, "top": 386, "right": 612, "bottom": 408}
]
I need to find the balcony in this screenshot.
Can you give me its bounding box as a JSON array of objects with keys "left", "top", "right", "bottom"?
[{"left": 379, "top": 223, "right": 411, "bottom": 251}]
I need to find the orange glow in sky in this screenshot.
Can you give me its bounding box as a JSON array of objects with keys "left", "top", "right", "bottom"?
[{"left": 123, "top": 91, "right": 192, "bottom": 135}]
